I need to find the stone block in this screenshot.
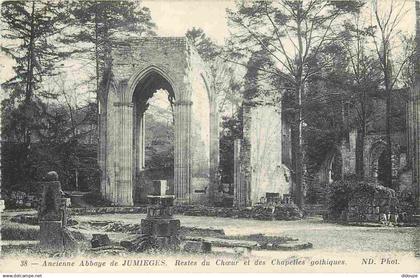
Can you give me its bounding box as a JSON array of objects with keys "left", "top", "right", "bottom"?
[
  {"left": 155, "top": 236, "right": 180, "bottom": 250},
  {"left": 39, "top": 181, "right": 62, "bottom": 221},
  {"left": 152, "top": 180, "right": 168, "bottom": 196},
  {"left": 39, "top": 221, "right": 64, "bottom": 251},
  {"left": 147, "top": 206, "right": 173, "bottom": 218},
  {"left": 62, "top": 228, "right": 78, "bottom": 250},
  {"left": 183, "top": 240, "right": 211, "bottom": 253},
  {"left": 366, "top": 213, "right": 379, "bottom": 222},
  {"left": 91, "top": 234, "right": 111, "bottom": 248},
  {"left": 141, "top": 218, "right": 180, "bottom": 237}
]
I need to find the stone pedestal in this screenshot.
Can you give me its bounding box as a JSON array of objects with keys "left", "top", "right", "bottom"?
[
  {"left": 140, "top": 195, "right": 180, "bottom": 250},
  {"left": 38, "top": 172, "right": 75, "bottom": 251},
  {"left": 40, "top": 221, "right": 64, "bottom": 251}
]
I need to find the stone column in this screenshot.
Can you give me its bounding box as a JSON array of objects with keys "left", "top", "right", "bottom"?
[
  {"left": 98, "top": 98, "right": 107, "bottom": 196},
  {"left": 140, "top": 116, "right": 146, "bottom": 169},
  {"left": 174, "top": 100, "right": 192, "bottom": 204},
  {"left": 134, "top": 108, "right": 146, "bottom": 173},
  {"left": 209, "top": 101, "right": 220, "bottom": 204},
  {"left": 233, "top": 139, "right": 245, "bottom": 207},
  {"left": 240, "top": 103, "right": 252, "bottom": 207},
  {"left": 114, "top": 102, "right": 134, "bottom": 206},
  {"left": 39, "top": 172, "right": 65, "bottom": 251}
]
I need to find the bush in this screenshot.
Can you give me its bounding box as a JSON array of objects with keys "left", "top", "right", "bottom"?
[
  {"left": 325, "top": 179, "right": 404, "bottom": 222},
  {"left": 325, "top": 180, "right": 355, "bottom": 220},
  {"left": 305, "top": 182, "right": 327, "bottom": 204}
]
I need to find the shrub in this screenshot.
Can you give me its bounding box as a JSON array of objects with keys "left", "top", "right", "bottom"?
[
  {"left": 325, "top": 180, "right": 355, "bottom": 220},
  {"left": 305, "top": 182, "right": 327, "bottom": 204}
]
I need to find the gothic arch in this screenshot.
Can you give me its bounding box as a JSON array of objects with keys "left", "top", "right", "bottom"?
[
  {"left": 318, "top": 147, "right": 343, "bottom": 185},
  {"left": 98, "top": 37, "right": 219, "bottom": 206}
]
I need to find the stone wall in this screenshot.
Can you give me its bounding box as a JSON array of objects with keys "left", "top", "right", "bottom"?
[
  {"left": 316, "top": 130, "right": 407, "bottom": 186},
  {"left": 235, "top": 102, "right": 291, "bottom": 207},
  {"left": 346, "top": 183, "right": 398, "bottom": 223}
]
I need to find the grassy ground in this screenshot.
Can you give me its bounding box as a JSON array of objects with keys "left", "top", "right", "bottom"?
[
  {"left": 1, "top": 210, "right": 419, "bottom": 256},
  {"left": 1, "top": 221, "right": 39, "bottom": 240},
  {"left": 73, "top": 213, "right": 419, "bottom": 253}
]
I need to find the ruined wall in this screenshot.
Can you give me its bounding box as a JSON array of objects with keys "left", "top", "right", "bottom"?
[
  {"left": 188, "top": 46, "right": 212, "bottom": 203},
  {"left": 249, "top": 105, "right": 288, "bottom": 204},
  {"left": 235, "top": 103, "right": 291, "bottom": 207},
  {"left": 99, "top": 37, "right": 218, "bottom": 206},
  {"left": 363, "top": 133, "right": 406, "bottom": 181}
]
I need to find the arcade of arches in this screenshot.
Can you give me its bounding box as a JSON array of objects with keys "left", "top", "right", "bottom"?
[{"left": 317, "top": 133, "right": 408, "bottom": 188}]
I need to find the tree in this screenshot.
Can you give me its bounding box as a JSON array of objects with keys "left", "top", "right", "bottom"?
[
  {"left": 63, "top": 0, "right": 156, "bottom": 96},
  {"left": 1, "top": 0, "right": 68, "bottom": 146},
  {"left": 1, "top": 1, "right": 69, "bottom": 186},
  {"left": 370, "top": 0, "right": 413, "bottom": 187},
  {"left": 337, "top": 11, "right": 382, "bottom": 179},
  {"left": 226, "top": 0, "right": 361, "bottom": 207},
  {"left": 186, "top": 27, "right": 243, "bottom": 116}
]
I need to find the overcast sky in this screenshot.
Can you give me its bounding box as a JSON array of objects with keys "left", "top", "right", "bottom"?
[
  {"left": 143, "top": 0, "right": 235, "bottom": 43},
  {"left": 0, "top": 0, "right": 416, "bottom": 96}
]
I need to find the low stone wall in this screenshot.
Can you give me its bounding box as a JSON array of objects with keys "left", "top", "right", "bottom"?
[
  {"left": 346, "top": 183, "right": 398, "bottom": 222},
  {"left": 68, "top": 204, "right": 303, "bottom": 221},
  {"left": 69, "top": 207, "right": 147, "bottom": 215}
]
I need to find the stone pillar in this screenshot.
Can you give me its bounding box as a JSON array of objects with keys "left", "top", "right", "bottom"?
[
  {"left": 134, "top": 108, "right": 146, "bottom": 173},
  {"left": 209, "top": 102, "right": 220, "bottom": 204},
  {"left": 240, "top": 104, "right": 252, "bottom": 206},
  {"left": 234, "top": 139, "right": 246, "bottom": 207},
  {"left": 98, "top": 99, "right": 107, "bottom": 196},
  {"left": 140, "top": 195, "right": 180, "bottom": 250},
  {"left": 174, "top": 100, "right": 192, "bottom": 204},
  {"left": 114, "top": 102, "right": 134, "bottom": 206},
  {"left": 39, "top": 172, "right": 65, "bottom": 251},
  {"left": 140, "top": 116, "right": 145, "bottom": 169}
]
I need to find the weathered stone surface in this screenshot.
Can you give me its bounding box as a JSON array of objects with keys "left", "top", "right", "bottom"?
[
  {"left": 91, "top": 234, "right": 111, "bottom": 248},
  {"left": 271, "top": 241, "right": 313, "bottom": 251},
  {"left": 183, "top": 240, "right": 211, "bottom": 253},
  {"left": 62, "top": 228, "right": 78, "bottom": 250},
  {"left": 185, "top": 236, "right": 259, "bottom": 249},
  {"left": 237, "top": 103, "right": 292, "bottom": 207},
  {"left": 141, "top": 218, "right": 180, "bottom": 237},
  {"left": 152, "top": 180, "right": 168, "bottom": 196},
  {"left": 39, "top": 221, "right": 64, "bottom": 251},
  {"left": 39, "top": 181, "right": 62, "bottom": 221}
]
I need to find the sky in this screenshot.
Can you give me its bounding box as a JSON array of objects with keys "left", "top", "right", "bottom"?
[
  {"left": 0, "top": 0, "right": 416, "bottom": 98},
  {"left": 143, "top": 0, "right": 235, "bottom": 44},
  {"left": 0, "top": 0, "right": 235, "bottom": 85}
]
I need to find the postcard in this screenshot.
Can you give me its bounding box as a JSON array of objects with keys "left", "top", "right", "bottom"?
[{"left": 1, "top": 0, "right": 419, "bottom": 275}]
